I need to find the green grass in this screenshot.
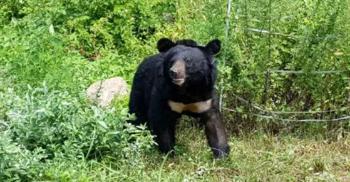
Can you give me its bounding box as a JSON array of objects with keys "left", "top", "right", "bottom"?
[{"left": 32, "top": 121, "right": 350, "bottom": 181}]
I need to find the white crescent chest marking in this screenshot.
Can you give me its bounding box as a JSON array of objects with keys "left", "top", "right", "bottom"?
[{"left": 168, "top": 99, "right": 212, "bottom": 113}]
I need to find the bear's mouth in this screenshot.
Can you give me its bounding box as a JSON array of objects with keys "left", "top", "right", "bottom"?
[{"left": 172, "top": 78, "right": 185, "bottom": 86}]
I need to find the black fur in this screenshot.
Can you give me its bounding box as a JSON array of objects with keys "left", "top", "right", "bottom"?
[{"left": 128, "top": 38, "right": 229, "bottom": 158}]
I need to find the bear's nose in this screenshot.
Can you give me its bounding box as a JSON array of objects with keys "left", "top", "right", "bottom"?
[{"left": 169, "top": 69, "right": 177, "bottom": 78}]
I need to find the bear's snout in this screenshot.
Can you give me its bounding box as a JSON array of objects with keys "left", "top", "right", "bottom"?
[{"left": 169, "top": 59, "right": 186, "bottom": 86}]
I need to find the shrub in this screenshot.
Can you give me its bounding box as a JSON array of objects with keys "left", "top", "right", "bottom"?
[
  {"left": 0, "top": 85, "right": 154, "bottom": 180},
  {"left": 0, "top": 130, "right": 46, "bottom": 181}
]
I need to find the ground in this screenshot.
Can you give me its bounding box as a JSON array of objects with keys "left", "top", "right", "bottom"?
[{"left": 44, "top": 120, "right": 350, "bottom": 182}]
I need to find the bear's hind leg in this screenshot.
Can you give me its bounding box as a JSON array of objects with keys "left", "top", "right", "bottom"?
[{"left": 128, "top": 83, "right": 147, "bottom": 125}]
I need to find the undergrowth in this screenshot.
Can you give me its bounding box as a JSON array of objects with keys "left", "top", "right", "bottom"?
[{"left": 0, "top": 0, "right": 349, "bottom": 181}]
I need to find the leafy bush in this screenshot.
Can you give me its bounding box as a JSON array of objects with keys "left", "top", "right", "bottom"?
[{"left": 0, "top": 85, "right": 154, "bottom": 181}]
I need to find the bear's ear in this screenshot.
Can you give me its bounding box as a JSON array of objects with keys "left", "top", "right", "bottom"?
[
  {"left": 157, "top": 38, "right": 176, "bottom": 53},
  {"left": 205, "top": 39, "right": 221, "bottom": 55}
]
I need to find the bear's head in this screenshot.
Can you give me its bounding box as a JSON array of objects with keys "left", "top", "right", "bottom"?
[{"left": 157, "top": 38, "right": 221, "bottom": 90}]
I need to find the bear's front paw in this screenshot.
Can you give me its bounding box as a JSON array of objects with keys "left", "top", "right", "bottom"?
[
  {"left": 212, "top": 145, "right": 230, "bottom": 159},
  {"left": 158, "top": 145, "right": 175, "bottom": 157}
]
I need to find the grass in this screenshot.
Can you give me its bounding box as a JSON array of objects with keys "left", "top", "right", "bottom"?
[
  {"left": 142, "top": 121, "right": 350, "bottom": 181},
  {"left": 35, "top": 120, "right": 350, "bottom": 181}
]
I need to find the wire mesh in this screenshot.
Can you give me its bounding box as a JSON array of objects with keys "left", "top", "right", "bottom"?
[{"left": 221, "top": 0, "right": 350, "bottom": 122}]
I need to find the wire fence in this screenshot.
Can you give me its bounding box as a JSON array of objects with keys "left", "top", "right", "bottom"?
[
  {"left": 223, "top": 93, "right": 350, "bottom": 123},
  {"left": 220, "top": 0, "right": 350, "bottom": 123}
]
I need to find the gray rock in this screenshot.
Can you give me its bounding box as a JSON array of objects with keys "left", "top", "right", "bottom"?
[{"left": 86, "top": 77, "right": 129, "bottom": 107}]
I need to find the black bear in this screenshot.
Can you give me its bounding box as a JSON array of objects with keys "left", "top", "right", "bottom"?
[{"left": 128, "top": 38, "right": 230, "bottom": 158}]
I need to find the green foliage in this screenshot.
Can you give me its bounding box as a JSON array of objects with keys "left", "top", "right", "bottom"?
[
  {"left": 0, "top": 0, "right": 27, "bottom": 26},
  {"left": 220, "top": 0, "right": 350, "bottom": 129},
  {"left": 0, "top": 0, "right": 349, "bottom": 180},
  {"left": 0, "top": 131, "right": 45, "bottom": 181},
  {"left": 0, "top": 85, "right": 154, "bottom": 181}
]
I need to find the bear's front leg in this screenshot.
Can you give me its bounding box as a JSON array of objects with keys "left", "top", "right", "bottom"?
[
  {"left": 154, "top": 122, "right": 176, "bottom": 154},
  {"left": 201, "top": 108, "right": 230, "bottom": 158},
  {"left": 148, "top": 103, "right": 180, "bottom": 154}
]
